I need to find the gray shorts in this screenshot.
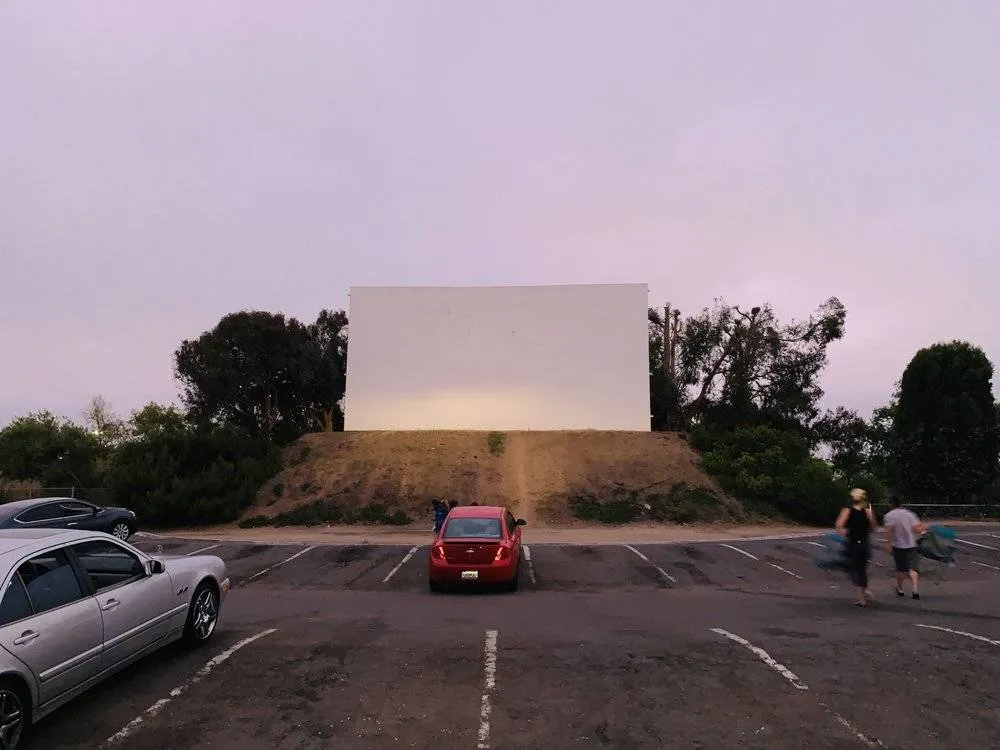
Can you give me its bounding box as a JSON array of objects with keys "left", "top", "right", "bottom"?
[{"left": 892, "top": 547, "right": 919, "bottom": 573}]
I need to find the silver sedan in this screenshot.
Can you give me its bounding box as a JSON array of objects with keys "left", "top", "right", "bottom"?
[{"left": 0, "top": 528, "right": 230, "bottom": 749}]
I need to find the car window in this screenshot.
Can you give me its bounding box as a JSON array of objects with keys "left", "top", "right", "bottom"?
[
  {"left": 17, "top": 549, "right": 85, "bottom": 613},
  {"left": 15, "top": 503, "right": 66, "bottom": 523},
  {"left": 443, "top": 517, "right": 503, "bottom": 539},
  {"left": 0, "top": 574, "right": 33, "bottom": 626},
  {"left": 59, "top": 502, "right": 94, "bottom": 517},
  {"left": 72, "top": 540, "right": 145, "bottom": 592}
]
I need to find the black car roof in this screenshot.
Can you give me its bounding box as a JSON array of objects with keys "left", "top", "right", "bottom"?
[{"left": 0, "top": 496, "right": 88, "bottom": 520}]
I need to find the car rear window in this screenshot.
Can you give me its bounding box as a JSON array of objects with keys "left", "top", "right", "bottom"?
[{"left": 443, "top": 517, "right": 502, "bottom": 539}]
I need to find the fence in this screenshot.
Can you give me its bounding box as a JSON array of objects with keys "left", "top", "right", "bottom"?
[
  {"left": 0, "top": 487, "right": 112, "bottom": 505},
  {"left": 872, "top": 503, "right": 1000, "bottom": 521}
]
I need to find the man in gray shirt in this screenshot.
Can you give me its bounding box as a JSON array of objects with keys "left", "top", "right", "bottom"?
[{"left": 883, "top": 497, "right": 928, "bottom": 600}]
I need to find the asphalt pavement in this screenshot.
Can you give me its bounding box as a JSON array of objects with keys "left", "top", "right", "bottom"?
[{"left": 23, "top": 526, "right": 1000, "bottom": 750}]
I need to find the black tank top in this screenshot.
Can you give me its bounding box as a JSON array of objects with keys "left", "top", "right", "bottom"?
[{"left": 845, "top": 505, "right": 870, "bottom": 543}]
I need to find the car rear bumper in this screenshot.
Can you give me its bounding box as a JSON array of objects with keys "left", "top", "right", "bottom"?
[{"left": 428, "top": 559, "right": 516, "bottom": 584}]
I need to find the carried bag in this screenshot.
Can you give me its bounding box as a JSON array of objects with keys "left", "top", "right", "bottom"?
[
  {"left": 814, "top": 531, "right": 852, "bottom": 571},
  {"left": 917, "top": 524, "right": 958, "bottom": 564}
]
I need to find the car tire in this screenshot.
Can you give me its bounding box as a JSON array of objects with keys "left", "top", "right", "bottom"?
[
  {"left": 428, "top": 579, "right": 443, "bottom": 593},
  {"left": 183, "top": 581, "right": 221, "bottom": 646},
  {"left": 110, "top": 521, "right": 132, "bottom": 541},
  {"left": 0, "top": 677, "right": 30, "bottom": 750},
  {"left": 506, "top": 570, "right": 519, "bottom": 592}
]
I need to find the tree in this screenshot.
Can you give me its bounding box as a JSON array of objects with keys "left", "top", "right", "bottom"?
[
  {"left": 174, "top": 311, "right": 317, "bottom": 443},
  {"left": 678, "top": 297, "right": 846, "bottom": 431},
  {"left": 304, "top": 309, "right": 349, "bottom": 431},
  {"left": 891, "top": 341, "right": 1000, "bottom": 503},
  {"left": 813, "top": 406, "right": 871, "bottom": 481},
  {"left": 82, "top": 395, "right": 127, "bottom": 447},
  {"left": 648, "top": 307, "right": 685, "bottom": 430},
  {"left": 128, "top": 402, "right": 188, "bottom": 438},
  {"left": 0, "top": 411, "right": 103, "bottom": 487}
]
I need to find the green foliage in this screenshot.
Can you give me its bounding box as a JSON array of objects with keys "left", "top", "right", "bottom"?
[
  {"left": 891, "top": 341, "right": 1000, "bottom": 503},
  {"left": 238, "top": 500, "right": 411, "bottom": 528},
  {"left": 568, "top": 483, "right": 734, "bottom": 524},
  {"left": 486, "top": 432, "right": 506, "bottom": 456},
  {"left": 174, "top": 309, "right": 348, "bottom": 444},
  {"left": 104, "top": 421, "right": 281, "bottom": 527},
  {"left": 0, "top": 411, "right": 105, "bottom": 487},
  {"left": 694, "top": 425, "right": 845, "bottom": 525}
]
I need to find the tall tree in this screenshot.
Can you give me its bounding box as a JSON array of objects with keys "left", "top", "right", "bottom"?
[
  {"left": 0, "top": 411, "right": 103, "bottom": 486},
  {"left": 678, "top": 297, "right": 846, "bottom": 431},
  {"left": 813, "top": 406, "right": 871, "bottom": 481},
  {"left": 891, "top": 341, "right": 1000, "bottom": 503},
  {"left": 648, "top": 307, "right": 685, "bottom": 430},
  {"left": 174, "top": 311, "right": 316, "bottom": 443},
  {"left": 305, "top": 309, "right": 349, "bottom": 431},
  {"left": 82, "top": 394, "right": 127, "bottom": 447}
]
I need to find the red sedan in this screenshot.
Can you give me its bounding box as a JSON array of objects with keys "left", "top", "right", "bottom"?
[{"left": 428, "top": 505, "right": 526, "bottom": 592}]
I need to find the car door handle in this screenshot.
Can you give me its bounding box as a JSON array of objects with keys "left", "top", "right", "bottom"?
[
  {"left": 101, "top": 599, "right": 121, "bottom": 611},
  {"left": 13, "top": 631, "right": 39, "bottom": 646}
]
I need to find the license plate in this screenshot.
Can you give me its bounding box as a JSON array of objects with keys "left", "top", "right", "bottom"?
[{"left": 461, "top": 570, "right": 479, "bottom": 580}]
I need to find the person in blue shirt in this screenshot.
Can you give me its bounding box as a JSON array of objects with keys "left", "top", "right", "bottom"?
[{"left": 432, "top": 499, "right": 448, "bottom": 533}]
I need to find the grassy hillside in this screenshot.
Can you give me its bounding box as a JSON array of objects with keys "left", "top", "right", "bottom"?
[{"left": 241, "top": 430, "right": 744, "bottom": 526}]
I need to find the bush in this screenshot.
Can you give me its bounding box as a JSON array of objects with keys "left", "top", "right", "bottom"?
[
  {"left": 487, "top": 432, "right": 506, "bottom": 456},
  {"left": 695, "top": 425, "right": 845, "bottom": 525},
  {"left": 239, "top": 499, "right": 412, "bottom": 528},
  {"left": 568, "top": 482, "right": 734, "bottom": 525},
  {"left": 105, "top": 425, "right": 282, "bottom": 527}
]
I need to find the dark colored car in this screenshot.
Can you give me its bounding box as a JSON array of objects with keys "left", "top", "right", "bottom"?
[{"left": 0, "top": 497, "right": 139, "bottom": 541}]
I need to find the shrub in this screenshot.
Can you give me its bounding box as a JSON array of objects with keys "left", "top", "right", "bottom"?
[
  {"left": 487, "top": 432, "right": 506, "bottom": 456},
  {"left": 241, "top": 499, "right": 412, "bottom": 528}
]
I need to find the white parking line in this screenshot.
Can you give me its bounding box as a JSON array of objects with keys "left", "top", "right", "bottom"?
[
  {"left": 803, "top": 541, "right": 826, "bottom": 548},
  {"left": 916, "top": 624, "right": 1000, "bottom": 647},
  {"left": 623, "top": 544, "right": 678, "bottom": 584},
  {"left": 711, "top": 628, "right": 881, "bottom": 747},
  {"left": 971, "top": 560, "right": 1000, "bottom": 571},
  {"left": 984, "top": 534, "right": 1000, "bottom": 541},
  {"left": 185, "top": 544, "right": 221, "bottom": 556},
  {"left": 522, "top": 545, "right": 537, "bottom": 584},
  {"left": 478, "top": 629, "right": 499, "bottom": 749},
  {"left": 382, "top": 546, "right": 420, "bottom": 584},
  {"left": 103, "top": 628, "right": 277, "bottom": 746},
  {"left": 957, "top": 539, "right": 999, "bottom": 551},
  {"left": 710, "top": 628, "right": 808, "bottom": 689},
  {"left": 239, "top": 546, "right": 318, "bottom": 586},
  {"left": 719, "top": 544, "right": 803, "bottom": 580}
]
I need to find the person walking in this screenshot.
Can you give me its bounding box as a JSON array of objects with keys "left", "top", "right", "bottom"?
[
  {"left": 835, "top": 488, "right": 878, "bottom": 606},
  {"left": 882, "top": 496, "right": 928, "bottom": 600},
  {"left": 432, "top": 499, "right": 448, "bottom": 534}
]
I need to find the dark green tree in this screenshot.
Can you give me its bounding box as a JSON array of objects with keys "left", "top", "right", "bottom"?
[
  {"left": 891, "top": 341, "right": 1000, "bottom": 503},
  {"left": 678, "top": 297, "right": 846, "bottom": 431},
  {"left": 0, "top": 411, "right": 103, "bottom": 487},
  {"left": 813, "top": 406, "right": 871, "bottom": 481},
  {"left": 648, "top": 308, "right": 685, "bottom": 430},
  {"left": 305, "top": 309, "right": 349, "bottom": 431}
]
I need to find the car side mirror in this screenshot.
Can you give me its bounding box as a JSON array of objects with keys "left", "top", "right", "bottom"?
[
  {"left": 516, "top": 519, "right": 526, "bottom": 526},
  {"left": 147, "top": 559, "right": 165, "bottom": 575}
]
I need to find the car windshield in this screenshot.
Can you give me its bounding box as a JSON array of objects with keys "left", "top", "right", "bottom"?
[{"left": 443, "top": 517, "right": 502, "bottom": 539}]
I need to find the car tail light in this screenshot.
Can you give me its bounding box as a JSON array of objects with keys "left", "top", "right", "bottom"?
[
  {"left": 432, "top": 544, "right": 446, "bottom": 561},
  {"left": 494, "top": 545, "right": 510, "bottom": 562}
]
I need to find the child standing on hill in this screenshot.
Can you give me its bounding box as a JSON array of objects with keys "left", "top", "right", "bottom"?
[{"left": 432, "top": 499, "right": 448, "bottom": 534}]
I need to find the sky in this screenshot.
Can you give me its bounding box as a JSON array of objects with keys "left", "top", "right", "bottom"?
[{"left": 2, "top": 1, "right": 998, "bottom": 427}]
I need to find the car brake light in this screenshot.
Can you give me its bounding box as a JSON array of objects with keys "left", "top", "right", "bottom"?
[
  {"left": 432, "top": 544, "right": 446, "bottom": 560},
  {"left": 494, "top": 546, "right": 510, "bottom": 562}
]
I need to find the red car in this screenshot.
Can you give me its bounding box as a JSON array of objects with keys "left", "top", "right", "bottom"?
[{"left": 428, "top": 505, "right": 526, "bottom": 592}]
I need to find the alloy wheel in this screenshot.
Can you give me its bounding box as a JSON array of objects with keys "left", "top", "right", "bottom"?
[
  {"left": 0, "top": 688, "right": 24, "bottom": 750},
  {"left": 191, "top": 588, "right": 219, "bottom": 641},
  {"left": 111, "top": 522, "right": 131, "bottom": 540}
]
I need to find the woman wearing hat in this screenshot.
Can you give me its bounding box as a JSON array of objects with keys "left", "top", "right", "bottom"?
[{"left": 834, "top": 488, "right": 878, "bottom": 606}]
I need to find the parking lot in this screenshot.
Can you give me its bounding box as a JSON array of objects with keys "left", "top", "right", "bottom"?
[{"left": 25, "top": 527, "right": 1000, "bottom": 749}]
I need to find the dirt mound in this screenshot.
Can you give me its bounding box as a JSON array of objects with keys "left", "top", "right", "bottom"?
[{"left": 244, "top": 431, "right": 738, "bottom": 525}]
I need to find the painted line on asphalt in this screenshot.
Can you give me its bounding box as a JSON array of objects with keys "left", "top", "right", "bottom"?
[
  {"left": 971, "top": 560, "right": 1000, "bottom": 571},
  {"left": 711, "top": 628, "right": 807, "bottom": 689},
  {"left": 711, "top": 628, "right": 881, "bottom": 747},
  {"left": 103, "top": 628, "right": 277, "bottom": 746},
  {"left": 719, "top": 544, "right": 803, "bottom": 580},
  {"left": 623, "top": 544, "right": 677, "bottom": 584},
  {"left": 984, "top": 534, "right": 1000, "bottom": 541},
  {"left": 477, "top": 629, "right": 499, "bottom": 749},
  {"left": 239, "top": 546, "right": 318, "bottom": 586},
  {"left": 956, "top": 539, "right": 999, "bottom": 551},
  {"left": 185, "top": 544, "right": 221, "bottom": 556},
  {"left": 522, "top": 545, "right": 537, "bottom": 584},
  {"left": 382, "top": 546, "right": 420, "bottom": 584},
  {"left": 916, "top": 624, "right": 1000, "bottom": 647},
  {"left": 803, "top": 541, "right": 826, "bottom": 548}
]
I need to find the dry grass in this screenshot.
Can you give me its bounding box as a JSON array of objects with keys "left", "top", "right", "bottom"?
[{"left": 244, "top": 430, "right": 734, "bottom": 524}]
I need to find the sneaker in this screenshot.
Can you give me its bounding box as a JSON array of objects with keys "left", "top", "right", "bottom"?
[
  {"left": 912, "top": 593, "right": 920, "bottom": 600},
  {"left": 896, "top": 587, "right": 904, "bottom": 597}
]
